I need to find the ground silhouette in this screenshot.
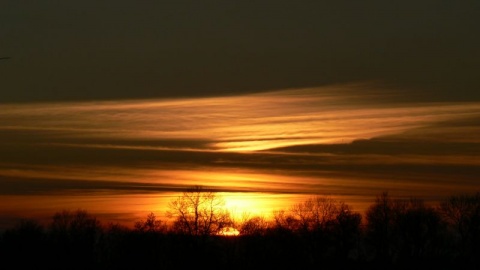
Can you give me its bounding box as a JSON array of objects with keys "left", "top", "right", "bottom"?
[{"left": 1, "top": 190, "right": 479, "bottom": 270}]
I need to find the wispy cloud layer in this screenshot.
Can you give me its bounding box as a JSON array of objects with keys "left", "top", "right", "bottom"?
[{"left": 1, "top": 83, "right": 479, "bottom": 228}]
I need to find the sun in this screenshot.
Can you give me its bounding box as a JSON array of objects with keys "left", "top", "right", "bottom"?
[{"left": 217, "top": 226, "right": 240, "bottom": 236}]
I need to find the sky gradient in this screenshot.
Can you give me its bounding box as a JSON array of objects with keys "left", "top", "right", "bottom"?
[{"left": 1, "top": 1, "right": 479, "bottom": 230}]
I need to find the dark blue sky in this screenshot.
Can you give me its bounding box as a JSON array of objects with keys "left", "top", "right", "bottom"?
[{"left": 1, "top": 0, "right": 479, "bottom": 102}]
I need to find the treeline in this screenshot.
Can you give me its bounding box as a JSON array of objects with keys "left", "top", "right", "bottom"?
[{"left": 1, "top": 189, "right": 479, "bottom": 270}]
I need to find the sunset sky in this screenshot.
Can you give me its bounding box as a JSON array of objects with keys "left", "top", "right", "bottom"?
[{"left": 1, "top": 1, "right": 479, "bottom": 230}]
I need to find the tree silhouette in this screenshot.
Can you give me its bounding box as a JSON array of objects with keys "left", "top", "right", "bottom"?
[
  {"left": 166, "top": 186, "right": 233, "bottom": 236},
  {"left": 1, "top": 190, "right": 480, "bottom": 269},
  {"left": 393, "top": 198, "right": 445, "bottom": 264},
  {"left": 366, "top": 193, "right": 450, "bottom": 268},
  {"left": 239, "top": 215, "right": 269, "bottom": 236},
  {"left": 271, "top": 195, "right": 363, "bottom": 267},
  {"left": 134, "top": 212, "right": 167, "bottom": 233},
  {"left": 290, "top": 195, "right": 339, "bottom": 232},
  {"left": 49, "top": 209, "right": 103, "bottom": 269},
  {"left": 439, "top": 192, "right": 480, "bottom": 264},
  {"left": 330, "top": 202, "right": 363, "bottom": 259},
  {"left": 365, "top": 191, "right": 397, "bottom": 263}
]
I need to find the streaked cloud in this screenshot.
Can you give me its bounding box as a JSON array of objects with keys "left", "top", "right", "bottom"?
[{"left": 0, "top": 83, "right": 479, "bottom": 229}]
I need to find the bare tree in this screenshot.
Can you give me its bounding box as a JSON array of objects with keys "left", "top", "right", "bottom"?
[
  {"left": 166, "top": 186, "right": 233, "bottom": 236},
  {"left": 366, "top": 192, "right": 448, "bottom": 263},
  {"left": 289, "top": 195, "right": 340, "bottom": 232},
  {"left": 134, "top": 212, "right": 167, "bottom": 233},
  {"left": 439, "top": 192, "right": 480, "bottom": 257},
  {"left": 365, "top": 192, "right": 396, "bottom": 261},
  {"left": 48, "top": 209, "right": 103, "bottom": 268},
  {"left": 239, "top": 214, "right": 270, "bottom": 235},
  {"left": 50, "top": 209, "right": 102, "bottom": 237},
  {"left": 273, "top": 209, "right": 301, "bottom": 232}
]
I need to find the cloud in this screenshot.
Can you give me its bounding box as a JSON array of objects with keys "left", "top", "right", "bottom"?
[{"left": 0, "top": 85, "right": 479, "bottom": 231}]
